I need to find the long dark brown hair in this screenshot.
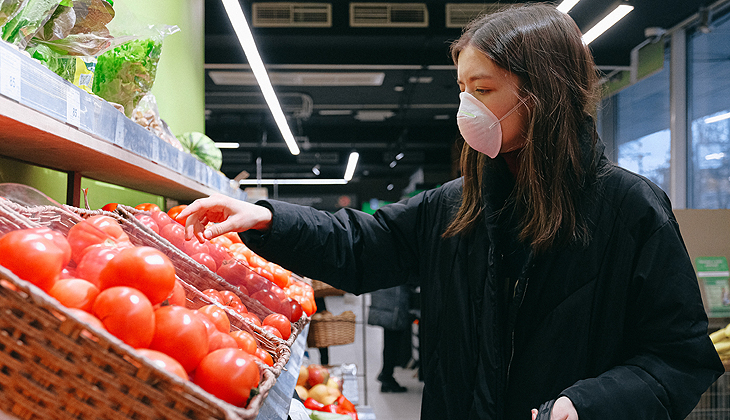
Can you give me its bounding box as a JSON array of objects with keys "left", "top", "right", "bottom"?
[{"left": 444, "top": 3, "right": 601, "bottom": 254}]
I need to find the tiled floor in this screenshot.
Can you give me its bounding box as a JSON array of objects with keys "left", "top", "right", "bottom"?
[{"left": 305, "top": 293, "right": 423, "bottom": 420}]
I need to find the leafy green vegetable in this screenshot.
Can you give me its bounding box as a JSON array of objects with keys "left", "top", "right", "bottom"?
[
  {"left": 0, "top": 0, "right": 27, "bottom": 28},
  {"left": 1, "top": 0, "right": 62, "bottom": 48},
  {"left": 26, "top": 42, "right": 75, "bottom": 80},
  {"left": 176, "top": 132, "right": 223, "bottom": 171},
  {"left": 92, "top": 37, "right": 162, "bottom": 117}
]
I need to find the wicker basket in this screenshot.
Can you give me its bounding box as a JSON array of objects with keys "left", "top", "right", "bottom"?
[
  {"left": 0, "top": 200, "right": 308, "bottom": 419},
  {"left": 311, "top": 279, "right": 346, "bottom": 298},
  {"left": 307, "top": 311, "right": 356, "bottom": 348}
]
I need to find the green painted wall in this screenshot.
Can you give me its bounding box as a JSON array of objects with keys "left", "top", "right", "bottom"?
[
  {"left": 0, "top": 156, "right": 68, "bottom": 204},
  {"left": 80, "top": 178, "right": 165, "bottom": 210},
  {"left": 117, "top": 0, "right": 205, "bottom": 136}
]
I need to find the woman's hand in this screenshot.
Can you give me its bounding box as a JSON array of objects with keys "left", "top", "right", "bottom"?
[
  {"left": 176, "top": 194, "right": 273, "bottom": 243},
  {"left": 531, "top": 397, "right": 578, "bottom": 420}
]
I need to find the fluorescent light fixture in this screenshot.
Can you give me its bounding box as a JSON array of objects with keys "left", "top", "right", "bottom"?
[
  {"left": 705, "top": 112, "right": 730, "bottom": 124},
  {"left": 238, "top": 179, "right": 348, "bottom": 185},
  {"left": 208, "top": 71, "right": 385, "bottom": 86},
  {"left": 556, "top": 0, "right": 581, "bottom": 13},
  {"left": 582, "top": 4, "right": 634, "bottom": 45},
  {"left": 319, "top": 109, "right": 353, "bottom": 116},
  {"left": 215, "top": 142, "right": 240, "bottom": 149},
  {"left": 706, "top": 152, "right": 725, "bottom": 161},
  {"left": 220, "top": 0, "right": 300, "bottom": 155},
  {"left": 344, "top": 152, "right": 359, "bottom": 181},
  {"left": 395, "top": 152, "right": 405, "bottom": 161}
]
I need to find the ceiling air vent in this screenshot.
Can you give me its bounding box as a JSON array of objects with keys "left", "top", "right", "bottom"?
[
  {"left": 350, "top": 3, "right": 428, "bottom": 28},
  {"left": 445, "top": 3, "right": 518, "bottom": 28},
  {"left": 252, "top": 3, "right": 332, "bottom": 27}
]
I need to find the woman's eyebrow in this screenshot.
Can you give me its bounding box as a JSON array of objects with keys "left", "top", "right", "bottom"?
[{"left": 456, "top": 74, "right": 496, "bottom": 85}]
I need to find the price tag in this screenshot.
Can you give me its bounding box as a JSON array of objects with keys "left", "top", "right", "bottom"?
[
  {"left": 0, "top": 51, "right": 21, "bottom": 101},
  {"left": 66, "top": 86, "right": 80, "bottom": 127}
]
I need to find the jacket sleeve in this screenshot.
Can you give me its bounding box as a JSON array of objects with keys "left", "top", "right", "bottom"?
[
  {"left": 241, "top": 188, "right": 443, "bottom": 294},
  {"left": 560, "top": 219, "right": 724, "bottom": 419}
]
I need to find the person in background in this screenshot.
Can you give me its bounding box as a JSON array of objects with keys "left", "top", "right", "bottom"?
[
  {"left": 178, "top": 4, "right": 723, "bottom": 419},
  {"left": 368, "top": 284, "right": 413, "bottom": 393}
]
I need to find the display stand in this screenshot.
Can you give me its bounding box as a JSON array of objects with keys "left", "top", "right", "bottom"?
[
  {"left": 0, "top": 39, "right": 306, "bottom": 419},
  {"left": 0, "top": 40, "right": 244, "bottom": 204}
]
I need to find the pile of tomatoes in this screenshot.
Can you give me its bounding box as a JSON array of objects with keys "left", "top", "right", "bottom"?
[
  {"left": 123, "top": 203, "right": 317, "bottom": 323},
  {"left": 0, "top": 217, "right": 291, "bottom": 408}
]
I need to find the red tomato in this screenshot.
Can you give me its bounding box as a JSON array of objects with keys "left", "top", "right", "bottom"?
[
  {"left": 244, "top": 272, "right": 273, "bottom": 295},
  {"left": 261, "top": 324, "right": 283, "bottom": 340},
  {"left": 193, "top": 310, "right": 218, "bottom": 338},
  {"left": 229, "top": 330, "right": 258, "bottom": 354},
  {"left": 66, "top": 215, "right": 130, "bottom": 263},
  {"left": 134, "top": 213, "right": 160, "bottom": 234},
  {"left": 98, "top": 246, "right": 176, "bottom": 306},
  {"left": 251, "top": 290, "right": 282, "bottom": 313},
  {"left": 210, "top": 235, "right": 233, "bottom": 248},
  {"left": 74, "top": 244, "right": 124, "bottom": 287},
  {"left": 49, "top": 278, "right": 100, "bottom": 312},
  {"left": 193, "top": 349, "right": 261, "bottom": 407},
  {"left": 217, "top": 259, "right": 255, "bottom": 288},
  {"left": 66, "top": 308, "right": 106, "bottom": 337},
  {"left": 93, "top": 286, "right": 155, "bottom": 348},
  {"left": 239, "top": 312, "right": 262, "bottom": 328},
  {"left": 253, "top": 266, "right": 275, "bottom": 283},
  {"left": 263, "top": 313, "right": 291, "bottom": 340},
  {"left": 219, "top": 290, "right": 243, "bottom": 307},
  {"left": 0, "top": 229, "right": 66, "bottom": 291},
  {"left": 268, "top": 284, "right": 288, "bottom": 303},
  {"left": 191, "top": 252, "right": 217, "bottom": 272},
  {"left": 208, "top": 330, "right": 238, "bottom": 352},
  {"left": 197, "top": 304, "right": 231, "bottom": 333},
  {"left": 167, "top": 280, "right": 187, "bottom": 307},
  {"left": 101, "top": 203, "right": 118, "bottom": 212},
  {"left": 229, "top": 301, "right": 248, "bottom": 315},
  {"left": 254, "top": 347, "right": 274, "bottom": 367},
  {"left": 248, "top": 254, "right": 268, "bottom": 270},
  {"left": 269, "top": 263, "right": 291, "bottom": 289},
  {"left": 183, "top": 239, "right": 208, "bottom": 257},
  {"left": 223, "top": 231, "right": 243, "bottom": 245},
  {"left": 135, "top": 348, "right": 188, "bottom": 381},
  {"left": 207, "top": 243, "right": 231, "bottom": 268},
  {"left": 61, "top": 266, "right": 76, "bottom": 279},
  {"left": 149, "top": 210, "right": 173, "bottom": 229},
  {"left": 284, "top": 298, "right": 304, "bottom": 323},
  {"left": 135, "top": 203, "right": 161, "bottom": 212},
  {"left": 159, "top": 223, "right": 186, "bottom": 250},
  {"left": 28, "top": 228, "right": 71, "bottom": 267},
  {"left": 150, "top": 306, "right": 209, "bottom": 372},
  {"left": 201, "top": 288, "right": 223, "bottom": 304},
  {"left": 167, "top": 205, "right": 188, "bottom": 225}
]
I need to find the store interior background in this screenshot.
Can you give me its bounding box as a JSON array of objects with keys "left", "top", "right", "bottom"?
[{"left": 2, "top": 0, "right": 730, "bottom": 419}]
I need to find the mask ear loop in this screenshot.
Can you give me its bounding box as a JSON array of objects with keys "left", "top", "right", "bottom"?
[{"left": 489, "top": 96, "right": 529, "bottom": 129}]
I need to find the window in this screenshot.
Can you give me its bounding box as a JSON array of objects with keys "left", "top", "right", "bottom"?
[
  {"left": 688, "top": 12, "right": 730, "bottom": 209},
  {"left": 614, "top": 50, "right": 671, "bottom": 192}
]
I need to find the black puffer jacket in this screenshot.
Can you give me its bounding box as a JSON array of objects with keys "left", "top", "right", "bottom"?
[{"left": 243, "top": 124, "right": 723, "bottom": 419}]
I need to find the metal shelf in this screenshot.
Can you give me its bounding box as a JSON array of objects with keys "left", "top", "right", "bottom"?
[{"left": 0, "top": 40, "right": 244, "bottom": 203}]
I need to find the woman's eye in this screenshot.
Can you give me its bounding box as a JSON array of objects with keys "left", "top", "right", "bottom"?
[{"left": 475, "top": 89, "right": 489, "bottom": 95}]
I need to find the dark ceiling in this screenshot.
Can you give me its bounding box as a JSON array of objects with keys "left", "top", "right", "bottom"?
[{"left": 204, "top": 0, "right": 707, "bottom": 205}]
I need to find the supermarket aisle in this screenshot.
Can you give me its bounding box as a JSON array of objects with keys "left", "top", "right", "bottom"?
[{"left": 305, "top": 293, "right": 423, "bottom": 420}]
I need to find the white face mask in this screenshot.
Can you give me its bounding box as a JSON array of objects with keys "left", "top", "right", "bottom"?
[{"left": 456, "top": 91, "right": 524, "bottom": 158}]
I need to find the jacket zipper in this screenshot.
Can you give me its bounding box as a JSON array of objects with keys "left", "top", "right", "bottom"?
[{"left": 505, "top": 277, "right": 528, "bottom": 390}]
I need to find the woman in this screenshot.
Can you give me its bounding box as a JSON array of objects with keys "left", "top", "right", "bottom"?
[{"left": 178, "top": 4, "right": 723, "bottom": 419}]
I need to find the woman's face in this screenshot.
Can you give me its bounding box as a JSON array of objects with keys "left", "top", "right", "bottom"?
[{"left": 456, "top": 45, "right": 529, "bottom": 154}]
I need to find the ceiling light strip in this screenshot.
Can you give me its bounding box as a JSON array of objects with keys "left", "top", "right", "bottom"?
[
  {"left": 556, "top": 0, "right": 581, "bottom": 14},
  {"left": 582, "top": 4, "right": 634, "bottom": 45},
  {"left": 220, "top": 0, "right": 300, "bottom": 155},
  {"left": 344, "top": 152, "right": 360, "bottom": 181},
  {"left": 238, "top": 179, "right": 349, "bottom": 185}
]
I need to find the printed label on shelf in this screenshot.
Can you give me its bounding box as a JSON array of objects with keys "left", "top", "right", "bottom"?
[
  {"left": 0, "top": 51, "right": 21, "bottom": 102},
  {"left": 66, "top": 86, "right": 81, "bottom": 127}
]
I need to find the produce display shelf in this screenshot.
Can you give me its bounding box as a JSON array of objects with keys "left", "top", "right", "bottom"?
[{"left": 0, "top": 40, "right": 244, "bottom": 203}]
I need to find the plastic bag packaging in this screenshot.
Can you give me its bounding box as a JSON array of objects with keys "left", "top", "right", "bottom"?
[
  {"left": 1, "top": 0, "right": 63, "bottom": 49},
  {"left": 25, "top": 41, "right": 74, "bottom": 80},
  {"left": 32, "top": 0, "right": 121, "bottom": 57},
  {"left": 176, "top": 132, "right": 223, "bottom": 171},
  {"left": 0, "top": 0, "right": 28, "bottom": 28},
  {"left": 91, "top": 24, "right": 179, "bottom": 117},
  {"left": 132, "top": 93, "right": 184, "bottom": 151}
]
